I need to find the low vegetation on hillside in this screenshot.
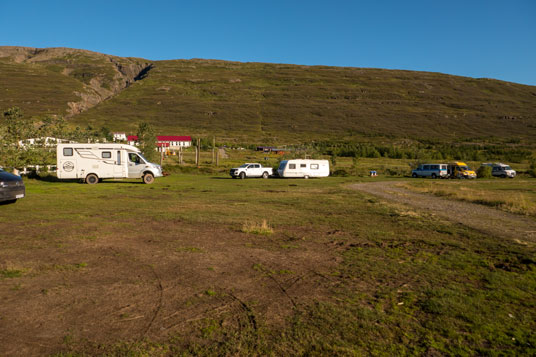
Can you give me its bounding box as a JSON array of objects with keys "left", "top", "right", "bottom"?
[{"left": 1, "top": 46, "right": 536, "bottom": 145}]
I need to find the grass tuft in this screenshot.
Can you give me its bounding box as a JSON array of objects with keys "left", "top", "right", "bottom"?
[{"left": 241, "top": 219, "right": 274, "bottom": 235}]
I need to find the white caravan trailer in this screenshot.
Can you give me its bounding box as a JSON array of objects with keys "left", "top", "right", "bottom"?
[
  {"left": 56, "top": 143, "right": 163, "bottom": 184},
  {"left": 277, "top": 159, "right": 330, "bottom": 179}
]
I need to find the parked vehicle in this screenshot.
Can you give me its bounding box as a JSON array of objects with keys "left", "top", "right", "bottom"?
[
  {"left": 56, "top": 143, "right": 163, "bottom": 184},
  {"left": 411, "top": 164, "right": 448, "bottom": 178},
  {"left": 482, "top": 163, "right": 516, "bottom": 178},
  {"left": 447, "top": 162, "right": 476, "bottom": 179},
  {"left": 230, "top": 163, "right": 273, "bottom": 179},
  {"left": 0, "top": 169, "right": 25, "bottom": 204},
  {"left": 277, "top": 159, "right": 330, "bottom": 179}
]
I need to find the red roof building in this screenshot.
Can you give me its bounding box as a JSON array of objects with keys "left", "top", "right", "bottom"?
[{"left": 127, "top": 135, "right": 192, "bottom": 151}]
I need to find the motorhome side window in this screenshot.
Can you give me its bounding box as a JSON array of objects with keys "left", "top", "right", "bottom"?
[
  {"left": 102, "top": 151, "right": 111, "bottom": 159},
  {"left": 311, "top": 164, "right": 319, "bottom": 170},
  {"left": 63, "top": 148, "right": 73, "bottom": 156},
  {"left": 300, "top": 164, "right": 306, "bottom": 168},
  {"left": 289, "top": 164, "right": 296, "bottom": 169}
]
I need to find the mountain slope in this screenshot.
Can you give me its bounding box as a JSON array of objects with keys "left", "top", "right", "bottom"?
[
  {"left": 0, "top": 46, "right": 151, "bottom": 117},
  {"left": 2, "top": 46, "right": 536, "bottom": 142}
]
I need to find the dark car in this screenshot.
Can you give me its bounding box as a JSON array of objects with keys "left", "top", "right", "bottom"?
[{"left": 0, "top": 169, "right": 25, "bottom": 204}]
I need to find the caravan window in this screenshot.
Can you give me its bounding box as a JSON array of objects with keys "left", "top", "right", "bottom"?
[
  {"left": 300, "top": 164, "right": 307, "bottom": 168},
  {"left": 63, "top": 148, "right": 73, "bottom": 156},
  {"left": 311, "top": 164, "right": 319, "bottom": 170},
  {"left": 289, "top": 164, "right": 296, "bottom": 169},
  {"left": 102, "top": 151, "right": 112, "bottom": 159}
]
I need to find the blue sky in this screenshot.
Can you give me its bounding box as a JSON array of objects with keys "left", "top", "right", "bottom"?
[{"left": 1, "top": 0, "right": 535, "bottom": 85}]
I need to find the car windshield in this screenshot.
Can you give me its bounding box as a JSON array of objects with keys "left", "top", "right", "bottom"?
[{"left": 239, "top": 164, "right": 249, "bottom": 168}]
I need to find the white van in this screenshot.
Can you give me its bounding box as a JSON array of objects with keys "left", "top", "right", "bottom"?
[
  {"left": 57, "top": 143, "right": 163, "bottom": 184},
  {"left": 277, "top": 159, "right": 330, "bottom": 179},
  {"left": 411, "top": 163, "right": 448, "bottom": 178}
]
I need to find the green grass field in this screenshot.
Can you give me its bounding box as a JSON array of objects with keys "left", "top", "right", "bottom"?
[{"left": 1, "top": 173, "right": 535, "bottom": 355}]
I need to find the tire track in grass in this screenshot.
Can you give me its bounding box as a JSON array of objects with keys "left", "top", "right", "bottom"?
[{"left": 349, "top": 181, "right": 536, "bottom": 244}]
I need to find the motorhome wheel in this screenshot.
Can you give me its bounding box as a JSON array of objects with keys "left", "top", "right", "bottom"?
[
  {"left": 86, "top": 174, "right": 98, "bottom": 185},
  {"left": 412, "top": 173, "right": 418, "bottom": 178},
  {"left": 431, "top": 173, "right": 437, "bottom": 179},
  {"left": 143, "top": 173, "right": 155, "bottom": 184},
  {"left": 304, "top": 175, "right": 309, "bottom": 179}
]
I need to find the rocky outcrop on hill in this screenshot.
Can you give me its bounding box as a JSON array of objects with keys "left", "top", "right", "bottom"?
[{"left": 0, "top": 46, "right": 152, "bottom": 116}]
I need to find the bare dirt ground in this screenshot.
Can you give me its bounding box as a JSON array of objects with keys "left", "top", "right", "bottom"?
[
  {"left": 0, "top": 220, "right": 340, "bottom": 355},
  {"left": 350, "top": 181, "right": 536, "bottom": 244}
]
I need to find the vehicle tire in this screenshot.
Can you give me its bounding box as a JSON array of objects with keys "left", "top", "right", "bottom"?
[
  {"left": 262, "top": 171, "right": 269, "bottom": 179},
  {"left": 85, "top": 173, "right": 98, "bottom": 185},
  {"left": 304, "top": 175, "right": 309, "bottom": 179},
  {"left": 239, "top": 172, "right": 246, "bottom": 179},
  {"left": 1, "top": 199, "right": 17, "bottom": 205},
  {"left": 431, "top": 173, "right": 437, "bottom": 179},
  {"left": 501, "top": 174, "right": 507, "bottom": 178},
  {"left": 143, "top": 172, "right": 155, "bottom": 184},
  {"left": 412, "top": 173, "right": 418, "bottom": 178}
]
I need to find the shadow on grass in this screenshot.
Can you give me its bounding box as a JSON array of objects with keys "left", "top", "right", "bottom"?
[{"left": 28, "top": 174, "right": 144, "bottom": 185}]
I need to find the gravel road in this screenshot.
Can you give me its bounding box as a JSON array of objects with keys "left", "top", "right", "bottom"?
[{"left": 350, "top": 181, "right": 536, "bottom": 244}]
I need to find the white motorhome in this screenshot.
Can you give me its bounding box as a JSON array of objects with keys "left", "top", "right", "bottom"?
[
  {"left": 56, "top": 143, "right": 163, "bottom": 184},
  {"left": 277, "top": 159, "right": 330, "bottom": 179}
]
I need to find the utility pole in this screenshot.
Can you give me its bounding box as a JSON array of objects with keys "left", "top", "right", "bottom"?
[
  {"left": 196, "top": 138, "right": 201, "bottom": 166},
  {"left": 212, "top": 136, "right": 215, "bottom": 164}
]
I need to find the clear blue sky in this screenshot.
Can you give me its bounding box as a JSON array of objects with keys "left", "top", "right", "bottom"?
[{"left": 2, "top": 0, "right": 535, "bottom": 85}]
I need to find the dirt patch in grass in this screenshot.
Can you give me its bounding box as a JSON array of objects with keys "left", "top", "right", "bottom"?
[{"left": 0, "top": 219, "right": 340, "bottom": 355}]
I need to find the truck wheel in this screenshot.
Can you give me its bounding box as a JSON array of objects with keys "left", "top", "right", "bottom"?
[
  {"left": 431, "top": 173, "right": 437, "bottom": 179},
  {"left": 143, "top": 173, "right": 155, "bottom": 184},
  {"left": 239, "top": 172, "right": 246, "bottom": 179},
  {"left": 412, "top": 173, "right": 418, "bottom": 178},
  {"left": 262, "top": 171, "right": 269, "bottom": 179},
  {"left": 86, "top": 173, "right": 98, "bottom": 185}
]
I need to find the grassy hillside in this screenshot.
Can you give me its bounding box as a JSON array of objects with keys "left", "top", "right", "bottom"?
[
  {"left": 2, "top": 47, "right": 536, "bottom": 143},
  {"left": 0, "top": 57, "right": 82, "bottom": 117},
  {"left": 0, "top": 46, "right": 150, "bottom": 117},
  {"left": 72, "top": 59, "right": 536, "bottom": 143}
]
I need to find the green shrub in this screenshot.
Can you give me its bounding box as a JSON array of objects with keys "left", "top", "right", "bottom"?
[
  {"left": 529, "top": 161, "right": 536, "bottom": 178},
  {"left": 477, "top": 165, "right": 492, "bottom": 178},
  {"left": 331, "top": 169, "right": 349, "bottom": 177}
]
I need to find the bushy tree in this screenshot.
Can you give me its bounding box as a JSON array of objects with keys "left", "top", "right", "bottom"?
[
  {"left": 136, "top": 122, "right": 158, "bottom": 162},
  {"left": 477, "top": 165, "right": 492, "bottom": 179}
]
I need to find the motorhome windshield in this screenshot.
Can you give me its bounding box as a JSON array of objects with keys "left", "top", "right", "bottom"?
[
  {"left": 459, "top": 165, "right": 469, "bottom": 170},
  {"left": 278, "top": 162, "right": 287, "bottom": 169},
  {"left": 138, "top": 153, "right": 149, "bottom": 164}
]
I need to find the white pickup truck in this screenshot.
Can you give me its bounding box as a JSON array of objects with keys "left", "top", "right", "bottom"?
[{"left": 230, "top": 163, "right": 273, "bottom": 179}]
